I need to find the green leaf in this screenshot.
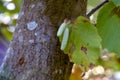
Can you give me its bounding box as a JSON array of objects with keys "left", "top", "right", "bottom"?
[
  {"left": 112, "top": 0, "right": 120, "bottom": 6},
  {"left": 64, "top": 16, "right": 101, "bottom": 69},
  {"left": 97, "top": 2, "right": 120, "bottom": 55},
  {"left": 1, "top": 27, "right": 12, "bottom": 41}
]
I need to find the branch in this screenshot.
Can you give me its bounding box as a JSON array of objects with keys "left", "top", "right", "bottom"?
[{"left": 87, "top": 0, "right": 109, "bottom": 18}]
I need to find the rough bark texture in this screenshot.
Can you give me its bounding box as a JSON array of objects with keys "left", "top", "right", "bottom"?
[{"left": 0, "top": 0, "right": 87, "bottom": 80}]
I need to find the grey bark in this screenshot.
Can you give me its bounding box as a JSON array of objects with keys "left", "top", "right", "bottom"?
[{"left": 0, "top": 0, "right": 87, "bottom": 80}]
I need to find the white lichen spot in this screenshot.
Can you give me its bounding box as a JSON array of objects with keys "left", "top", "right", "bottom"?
[
  {"left": 18, "top": 29, "right": 22, "bottom": 33},
  {"left": 6, "top": 47, "right": 14, "bottom": 55},
  {"left": 21, "top": 12, "right": 24, "bottom": 15},
  {"left": 55, "top": 70, "right": 58, "bottom": 74},
  {"left": 54, "top": 69, "right": 62, "bottom": 74},
  {"left": 2, "top": 48, "right": 12, "bottom": 66},
  {"left": 16, "top": 23, "right": 18, "bottom": 27},
  {"left": 0, "top": 47, "right": 14, "bottom": 72},
  {"left": 31, "top": 4, "right": 35, "bottom": 8},
  {"left": 0, "top": 63, "right": 4, "bottom": 73},
  {"left": 59, "top": 69, "right": 62, "bottom": 74},
  {"left": 7, "top": 47, "right": 11, "bottom": 53},
  {"left": 18, "top": 11, "right": 24, "bottom": 19},
  {"left": 18, "top": 36, "right": 23, "bottom": 42},
  {"left": 21, "top": 70, "right": 32, "bottom": 80},
  {"left": 27, "top": 21, "right": 38, "bottom": 30},
  {"left": 35, "top": 33, "right": 37, "bottom": 36},
  {"left": 28, "top": 39, "right": 34, "bottom": 44}
]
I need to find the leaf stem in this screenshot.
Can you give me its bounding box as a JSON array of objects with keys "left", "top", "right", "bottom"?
[{"left": 86, "top": 0, "right": 109, "bottom": 18}]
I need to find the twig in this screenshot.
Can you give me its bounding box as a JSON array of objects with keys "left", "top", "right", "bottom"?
[{"left": 87, "top": 0, "right": 109, "bottom": 18}]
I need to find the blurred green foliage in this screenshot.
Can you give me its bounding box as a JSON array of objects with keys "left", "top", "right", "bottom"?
[
  {"left": 97, "top": 1, "right": 120, "bottom": 56},
  {"left": 0, "top": 0, "right": 22, "bottom": 41}
]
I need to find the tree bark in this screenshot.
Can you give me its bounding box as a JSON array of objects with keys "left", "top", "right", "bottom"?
[{"left": 0, "top": 0, "right": 87, "bottom": 80}]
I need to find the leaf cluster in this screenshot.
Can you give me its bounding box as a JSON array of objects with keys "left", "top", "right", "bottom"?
[{"left": 58, "top": 0, "right": 120, "bottom": 71}]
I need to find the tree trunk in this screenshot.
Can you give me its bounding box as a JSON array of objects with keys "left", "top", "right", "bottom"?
[{"left": 0, "top": 0, "right": 87, "bottom": 80}]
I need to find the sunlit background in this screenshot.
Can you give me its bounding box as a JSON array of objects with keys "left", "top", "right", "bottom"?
[
  {"left": 0, "top": 0, "right": 120, "bottom": 80},
  {"left": 0, "top": 0, "right": 21, "bottom": 67}
]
